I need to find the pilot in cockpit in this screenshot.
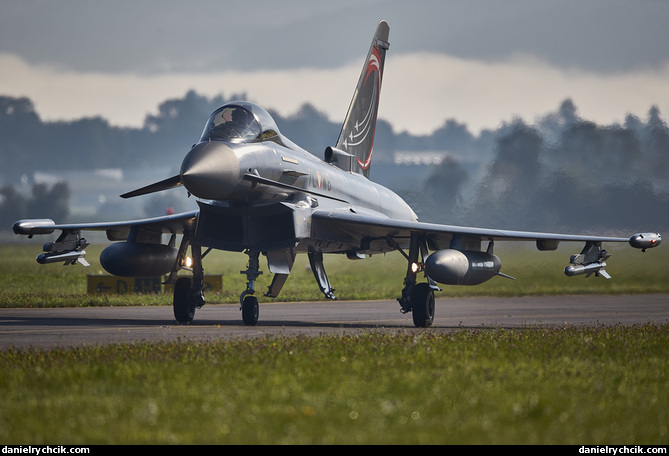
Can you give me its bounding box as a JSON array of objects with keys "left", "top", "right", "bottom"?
[{"left": 209, "top": 106, "right": 259, "bottom": 141}]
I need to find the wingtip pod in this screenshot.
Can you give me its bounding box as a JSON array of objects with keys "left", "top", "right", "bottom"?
[
  {"left": 13, "top": 219, "right": 55, "bottom": 236},
  {"left": 629, "top": 233, "right": 662, "bottom": 251}
]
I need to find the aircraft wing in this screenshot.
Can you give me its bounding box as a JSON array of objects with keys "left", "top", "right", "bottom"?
[
  {"left": 13, "top": 210, "right": 199, "bottom": 239},
  {"left": 13, "top": 210, "right": 199, "bottom": 268},
  {"left": 311, "top": 208, "right": 642, "bottom": 250}
]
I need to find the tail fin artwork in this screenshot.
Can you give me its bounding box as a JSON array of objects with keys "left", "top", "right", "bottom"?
[{"left": 335, "top": 20, "right": 390, "bottom": 179}]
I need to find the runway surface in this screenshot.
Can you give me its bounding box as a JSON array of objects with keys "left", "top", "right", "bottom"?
[{"left": 1, "top": 294, "right": 668, "bottom": 349}]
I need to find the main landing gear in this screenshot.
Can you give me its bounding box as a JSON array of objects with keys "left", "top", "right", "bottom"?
[
  {"left": 170, "top": 236, "right": 437, "bottom": 328},
  {"left": 172, "top": 241, "right": 206, "bottom": 324},
  {"left": 395, "top": 233, "right": 438, "bottom": 328}
]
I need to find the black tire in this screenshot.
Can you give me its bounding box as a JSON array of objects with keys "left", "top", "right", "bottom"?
[
  {"left": 411, "top": 283, "right": 435, "bottom": 328},
  {"left": 241, "top": 295, "right": 259, "bottom": 326},
  {"left": 173, "top": 277, "right": 195, "bottom": 324}
]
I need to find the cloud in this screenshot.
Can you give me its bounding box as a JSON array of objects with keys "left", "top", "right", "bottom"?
[
  {"left": 382, "top": 52, "right": 669, "bottom": 134},
  {"left": 1, "top": 51, "right": 668, "bottom": 135},
  {"left": 0, "top": 52, "right": 357, "bottom": 128}
]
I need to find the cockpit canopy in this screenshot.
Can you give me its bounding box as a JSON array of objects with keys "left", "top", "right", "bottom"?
[{"left": 200, "top": 102, "right": 281, "bottom": 144}]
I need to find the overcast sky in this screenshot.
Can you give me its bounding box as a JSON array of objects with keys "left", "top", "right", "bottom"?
[{"left": 1, "top": 0, "right": 668, "bottom": 134}]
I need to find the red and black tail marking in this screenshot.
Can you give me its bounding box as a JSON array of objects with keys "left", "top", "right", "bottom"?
[{"left": 336, "top": 20, "right": 390, "bottom": 179}]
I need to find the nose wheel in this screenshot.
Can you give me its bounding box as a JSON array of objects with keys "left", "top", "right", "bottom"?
[{"left": 241, "top": 295, "right": 259, "bottom": 326}]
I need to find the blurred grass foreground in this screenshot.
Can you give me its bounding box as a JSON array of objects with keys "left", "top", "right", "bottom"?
[{"left": 0, "top": 326, "right": 667, "bottom": 444}]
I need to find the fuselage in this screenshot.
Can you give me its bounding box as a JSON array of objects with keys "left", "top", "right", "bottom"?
[
  {"left": 176, "top": 101, "right": 417, "bottom": 255},
  {"left": 179, "top": 115, "right": 417, "bottom": 223},
  {"left": 179, "top": 138, "right": 417, "bottom": 255}
]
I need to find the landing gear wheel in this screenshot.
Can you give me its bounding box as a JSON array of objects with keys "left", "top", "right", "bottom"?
[
  {"left": 241, "top": 295, "right": 259, "bottom": 326},
  {"left": 411, "top": 283, "right": 435, "bottom": 328},
  {"left": 173, "top": 277, "right": 196, "bottom": 324}
]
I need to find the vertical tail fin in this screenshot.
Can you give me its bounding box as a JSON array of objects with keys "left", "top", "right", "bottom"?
[{"left": 336, "top": 20, "right": 390, "bottom": 179}]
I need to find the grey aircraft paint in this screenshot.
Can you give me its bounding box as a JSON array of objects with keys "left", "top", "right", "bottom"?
[{"left": 13, "top": 21, "right": 661, "bottom": 328}]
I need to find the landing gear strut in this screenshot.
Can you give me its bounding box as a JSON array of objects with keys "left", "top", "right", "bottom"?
[
  {"left": 395, "top": 233, "right": 437, "bottom": 328},
  {"left": 239, "top": 251, "right": 262, "bottom": 326}
]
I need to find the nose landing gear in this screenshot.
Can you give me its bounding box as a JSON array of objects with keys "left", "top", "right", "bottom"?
[{"left": 239, "top": 251, "right": 262, "bottom": 326}]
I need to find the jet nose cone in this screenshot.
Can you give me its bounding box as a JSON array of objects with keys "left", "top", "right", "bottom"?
[{"left": 180, "top": 142, "right": 240, "bottom": 200}]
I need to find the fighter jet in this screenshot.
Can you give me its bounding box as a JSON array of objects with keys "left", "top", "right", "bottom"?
[{"left": 12, "top": 21, "right": 661, "bottom": 327}]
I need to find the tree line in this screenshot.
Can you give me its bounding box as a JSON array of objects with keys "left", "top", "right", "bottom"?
[
  {"left": 1, "top": 93, "right": 667, "bottom": 232},
  {"left": 402, "top": 100, "right": 669, "bottom": 232}
]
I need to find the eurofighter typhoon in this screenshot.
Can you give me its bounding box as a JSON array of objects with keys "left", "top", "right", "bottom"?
[{"left": 13, "top": 21, "right": 661, "bottom": 327}]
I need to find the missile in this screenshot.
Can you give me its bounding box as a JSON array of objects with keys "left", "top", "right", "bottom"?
[
  {"left": 37, "top": 250, "right": 90, "bottom": 266},
  {"left": 564, "top": 261, "right": 610, "bottom": 279}
]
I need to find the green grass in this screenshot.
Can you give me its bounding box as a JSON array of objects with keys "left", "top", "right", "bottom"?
[
  {"left": 0, "top": 326, "right": 667, "bottom": 444},
  {"left": 1, "top": 242, "right": 667, "bottom": 444},
  {"left": 1, "top": 241, "right": 668, "bottom": 308}
]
